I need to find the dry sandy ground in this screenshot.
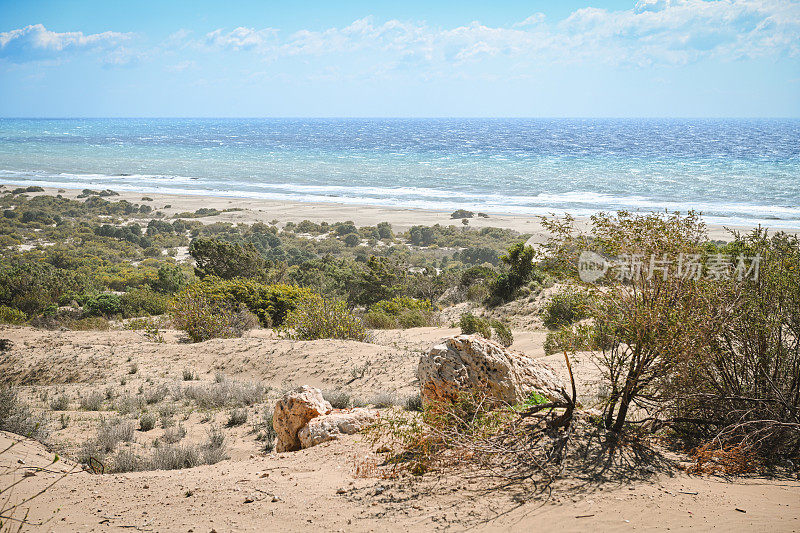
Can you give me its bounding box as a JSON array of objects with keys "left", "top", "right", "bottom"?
[
  {"left": 9, "top": 184, "right": 792, "bottom": 243},
  {"left": 1, "top": 325, "right": 798, "bottom": 532}
]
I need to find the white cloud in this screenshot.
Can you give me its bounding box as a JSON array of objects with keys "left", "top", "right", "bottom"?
[
  {"left": 204, "top": 27, "right": 278, "bottom": 51},
  {"left": 513, "top": 13, "right": 547, "bottom": 27},
  {"left": 0, "top": 24, "right": 132, "bottom": 62},
  {"left": 194, "top": 1, "right": 799, "bottom": 69}
]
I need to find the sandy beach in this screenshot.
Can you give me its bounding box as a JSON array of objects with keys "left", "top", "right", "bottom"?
[{"left": 6, "top": 183, "right": 795, "bottom": 243}]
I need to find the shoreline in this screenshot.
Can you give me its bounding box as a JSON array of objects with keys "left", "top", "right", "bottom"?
[{"left": 4, "top": 182, "right": 798, "bottom": 243}]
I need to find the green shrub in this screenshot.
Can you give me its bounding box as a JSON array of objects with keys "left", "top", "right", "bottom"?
[
  {"left": 121, "top": 287, "right": 169, "bottom": 317},
  {"left": 362, "top": 311, "right": 396, "bottom": 329},
  {"left": 343, "top": 233, "right": 360, "bottom": 247},
  {"left": 139, "top": 412, "right": 156, "bottom": 432},
  {"left": 459, "top": 312, "right": 492, "bottom": 339},
  {"left": 170, "top": 292, "right": 260, "bottom": 342},
  {"left": 364, "top": 296, "right": 436, "bottom": 329},
  {"left": 175, "top": 278, "right": 315, "bottom": 327},
  {"left": 490, "top": 319, "right": 513, "bottom": 347},
  {"left": 542, "top": 289, "right": 589, "bottom": 329},
  {"left": 154, "top": 264, "right": 187, "bottom": 293},
  {"left": 489, "top": 243, "right": 536, "bottom": 303},
  {"left": 84, "top": 293, "right": 123, "bottom": 317},
  {"left": 189, "top": 238, "right": 266, "bottom": 279},
  {"left": 0, "top": 305, "right": 26, "bottom": 324},
  {"left": 67, "top": 316, "right": 111, "bottom": 330},
  {"left": 282, "top": 297, "right": 369, "bottom": 341},
  {"left": 451, "top": 209, "right": 474, "bottom": 219}
]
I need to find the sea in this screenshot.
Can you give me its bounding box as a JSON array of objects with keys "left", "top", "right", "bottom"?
[{"left": 0, "top": 118, "right": 798, "bottom": 228}]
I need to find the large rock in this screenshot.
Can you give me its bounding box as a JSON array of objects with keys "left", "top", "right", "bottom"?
[
  {"left": 297, "top": 408, "right": 380, "bottom": 449},
  {"left": 273, "top": 386, "right": 332, "bottom": 452},
  {"left": 417, "top": 334, "right": 565, "bottom": 405}
]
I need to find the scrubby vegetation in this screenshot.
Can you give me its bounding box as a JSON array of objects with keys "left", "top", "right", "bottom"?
[
  {"left": 282, "top": 296, "right": 369, "bottom": 341},
  {"left": 1, "top": 189, "right": 796, "bottom": 485}
]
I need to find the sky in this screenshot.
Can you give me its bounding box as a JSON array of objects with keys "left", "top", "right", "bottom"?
[{"left": 0, "top": 0, "right": 798, "bottom": 117}]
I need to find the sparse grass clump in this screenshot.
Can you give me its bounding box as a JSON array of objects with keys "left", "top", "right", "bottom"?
[
  {"left": 323, "top": 389, "right": 351, "bottom": 409},
  {"left": 96, "top": 418, "right": 136, "bottom": 452},
  {"left": 181, "top": 379, "right": 266, "bottom": 408},
  {"left": 0, "top": 387, "right": 49, "bottom": 441},
  {"left": 255, "top": 408, "right": 277, "bottom": 453},
  {"left": 404, "top": 393, "right": 423, "bottom": 412},
  {"left": 370, "top": 392, "right": 398, "bottom": 408},
  {"left": 49, "top": 394, "right": 71, "bottom": 411},
  {"left": 80, "top": 391, "right": 104, "bottom": 411},
  {"left": 226, "top": 408, "right": 248, "bottom": 427}
]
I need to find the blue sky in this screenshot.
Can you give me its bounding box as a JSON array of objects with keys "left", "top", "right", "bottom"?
[{"left": 1, "top": 0, "right": 798, "bottom": 117}]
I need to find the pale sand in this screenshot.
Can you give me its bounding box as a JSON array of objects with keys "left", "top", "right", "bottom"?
[
  {"left": 7, "top": 184, "right": 797, "bottom": 243},
  {"left": 0, "top": 325, "right": 798, "bottom": 532}
]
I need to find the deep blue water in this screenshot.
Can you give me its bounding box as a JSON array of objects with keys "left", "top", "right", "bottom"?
[{"left": 0, "top": 118, "right": 798, "bottom": 227}]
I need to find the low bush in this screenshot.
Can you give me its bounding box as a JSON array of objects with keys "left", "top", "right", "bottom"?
[
  {"left": 175, "top": 278, "right": 315, "bottom": 327},
  {"left": 282, "top": 296, "right": 369, "bottom": 341},
  {"left": 459, "top": 313, "right": 492, "bottom": 339},
  {"left": 170, "top": 293, "right": 259, "bottom": 342},
  {"left": 490, "top": 319, "right": 513, "bottom": 347},
  {"left": 370, "top": 392, "right": 398, "bottom": 408},
  {"left": 84, "top": 293, "right": 123, "bottom": 317},
  {"left": 96, "top": 418, "right": 136, "bottom": 452},
  {"left": 0, "top": 305, "right": 26, "bottom": 324},
  {"left": 139, "top": 412, "right": 156, "bottom": 432},
  {"left": 363, "top": 296, "right": 436, "bottom": 329},
  {"left": 121, "top": 287, "right": 169, "bottom": 317},
  {"left": 542, "top": 288, "right": 589, "bottom": 329},
  {"left": 66, "top": 316, "right": 111, "bottom": 331},
  {"left": 257, "top": 408, "right": 277, "bottom": 453},
  {"left": 49, "top": 394, "right": 70, "bottom": 411},
  {"left": 404, "top": 393, "right": 423, "bottom": 412},
  {"left": 161, "top": 424, "right": 187, "bottom": 444}
]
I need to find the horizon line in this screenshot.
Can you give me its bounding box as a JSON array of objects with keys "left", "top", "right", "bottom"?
[{"left": 1, "top": 116, "right": 799, "bottom": 120}]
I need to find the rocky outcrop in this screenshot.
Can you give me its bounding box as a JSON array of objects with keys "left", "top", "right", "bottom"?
[
  {"left": 273, "top": 386, "right": 332, "bottom": 452},
  {"left": 417, "top": 334, "right": 565, "bottom": 405},
  {"left": 297, "top": 408, "right": 380, "bottom": 449}
]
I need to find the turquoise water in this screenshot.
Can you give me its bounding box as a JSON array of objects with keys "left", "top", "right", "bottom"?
[{"left": 0, "top": 118, "right": 798, "bottom": 227}]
